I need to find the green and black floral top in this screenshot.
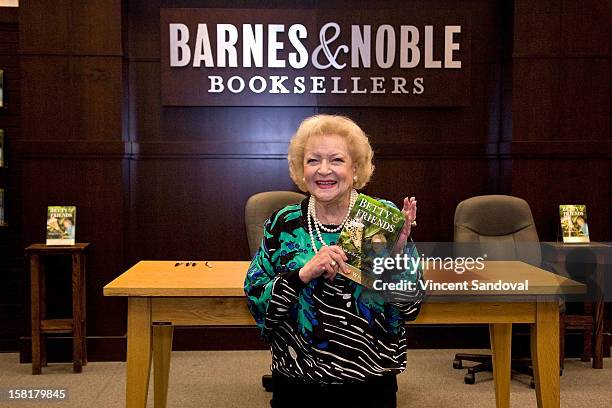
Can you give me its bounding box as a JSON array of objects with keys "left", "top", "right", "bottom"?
[{"left": 244, "top": 198, "right": 424, "bottom": 384}]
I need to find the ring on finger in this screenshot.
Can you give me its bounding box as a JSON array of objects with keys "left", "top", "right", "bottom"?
[{"left": 330, "top": 260, "right": 337, "bottom": 267}]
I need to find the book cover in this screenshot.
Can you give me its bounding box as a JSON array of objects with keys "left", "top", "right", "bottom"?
[
  {"left": 559, "top": 204, "right": 589, "bottom": 243},
  {"left": 0, "top": 188, "right": 5, "bottom": 226},
  {"left": 338, "top": 194, "right": 405, "bottom": 287},
  {"left": 46, "top": 206, "right": 76, "bottom": 245},
  {"left": 0, "top": 128, "right": 4, "bottom": 167}
]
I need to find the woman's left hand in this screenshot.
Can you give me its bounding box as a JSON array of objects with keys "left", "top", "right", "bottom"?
[
  {"left": 400, "top": 196, "right": 417, "bottom": 237},
  {"left": 393, "top": 196, "right": 417, "bottom": 254}
]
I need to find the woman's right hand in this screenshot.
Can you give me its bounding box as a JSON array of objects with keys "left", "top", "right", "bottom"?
[{"left": 299, "top": 246, "right": 349, "bottom": 284}]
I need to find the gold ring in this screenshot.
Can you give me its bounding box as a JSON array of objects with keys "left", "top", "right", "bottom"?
[{"left": 330, "top": 260, "right": 337, "bottom": 267}]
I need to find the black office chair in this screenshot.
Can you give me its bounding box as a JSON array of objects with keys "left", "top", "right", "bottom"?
[
  {"left": 451, "top": 195, "right": 546, "bottom": 387},
  {"left": 245, "top": 191, "right": 306, "bottom": 392}
]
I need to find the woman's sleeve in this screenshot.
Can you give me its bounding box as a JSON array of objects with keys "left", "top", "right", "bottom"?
[
  {"left": 386, "top": 240, "right": 425, "bottom": 321},
  {"left": 243, "top": 212, "right": 306, "bottom": 340},
  {"left": 377, "top": 199, "right": 425, "bottom": 323}
]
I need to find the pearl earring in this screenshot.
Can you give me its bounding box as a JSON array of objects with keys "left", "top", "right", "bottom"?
[{"left": 353, "top": 176, "right": 357, "bottom": 181}]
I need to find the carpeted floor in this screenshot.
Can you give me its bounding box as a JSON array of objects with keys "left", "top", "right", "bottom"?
[{"left": 0, "top": 349, "right": 610, "bottom": 407}]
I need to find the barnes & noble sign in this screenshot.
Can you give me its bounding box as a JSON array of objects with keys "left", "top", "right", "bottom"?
[{"left": 161, "top": 9, "right": 471, "bottom": 107}]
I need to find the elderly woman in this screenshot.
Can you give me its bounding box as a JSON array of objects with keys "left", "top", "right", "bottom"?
[{"left": 244, "top": 115, "right": 424, "bottom": 408}]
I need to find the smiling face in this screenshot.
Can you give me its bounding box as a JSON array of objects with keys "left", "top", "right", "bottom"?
[{"left": 303, "top": 134, "right": 356, "bottom": 205}]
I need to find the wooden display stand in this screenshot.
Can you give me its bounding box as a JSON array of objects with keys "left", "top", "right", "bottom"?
[
  {"left": 543, "top": 242, "right": 610, "bottom": 369},
  {"left": 26, "top": 243, "right": 90, "bottom": 374}
]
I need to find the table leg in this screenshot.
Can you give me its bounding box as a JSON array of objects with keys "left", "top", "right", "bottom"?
[
  {"left": 39, "top": 259, "right": 47, "bottom": 368},
  {"left": 127, "top": 297, "right": 152, "bottom": 408},
  {"left": 531, "top": 301, "right": 560, "bottom": 408},
  {"left": 490, "top": 323, "right": 511, "bottom": 408},
  {"left": 153, "top": 323, "right": 174, "bottom": 408},
  {"left": 30, "top": 254, "right": 41, "bottom": 375},
  {"left": 72, "top": 254, "right": 83, "bottom": 373},
  {"left": 592, "top": 259, "right": 605, "bottom": 369},
  {"left": 81, "top": 253, "right": 88, "bottom": 366}
]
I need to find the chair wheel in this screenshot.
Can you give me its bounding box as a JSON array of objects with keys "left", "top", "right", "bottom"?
[
  {"left": 464, "top": 373, "right": 475, "bottom": 384},
  {"left": 453, "top": 359, "right": 463, "bottom": 369}
]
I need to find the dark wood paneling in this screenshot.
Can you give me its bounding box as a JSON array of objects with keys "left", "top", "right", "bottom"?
[
  {"left": 18, "top": 0, "right": 70, "bottom": 54},
  {"left": 501, "top": 141, "right": 612, "bottom": 158},
  {"left": 513, "top": 0, "right": 562, "bottom": 57},
  {"left": 72, "top": 57, "right": 124, "bottom": 140},
  {"left": 127, "top": 0, "right": 162, "bottom": 59},
  {"left": 0, "top": 7, "right": 20, "bottom": 352},
  {"left": 9, "top": 0, "right": 610, "bottom": 360},
  {"left": 14, "top": 140, "right": 129, "bottom": 157},
  {"left": 129, "top": 158, "right": 296, "bottom": 262},
  {"left": 559, "top": 59, "right": 610, "bottom": 141},
  {"left": 511, "top": 0, "right": 611, "bottom": 256},
  {"left": 513, "top": 59, "right": 560, "bottom": 142},
  {"left": 20, "top": 56, "right": 71, "bottom": 140},
  {"left": 71, "top": 0, "right": 123, "bottom": 55},
  {"left": 21, "top": 56, "right": 123, "bottom": 142},
  {"left": 561, "top": 0, "right": 611, "bottom": 56},
  {"left": 128, "top": 62, "right": 161, "bottom": 140}
]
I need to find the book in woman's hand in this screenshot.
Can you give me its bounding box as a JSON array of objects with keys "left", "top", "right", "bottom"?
[{"left": 338, "top": 194, "right": 405, "bottom": 287}]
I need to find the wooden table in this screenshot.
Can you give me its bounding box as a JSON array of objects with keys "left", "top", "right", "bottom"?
[{"left": 104, "top": 260, "right": 585, "bottom": 408}]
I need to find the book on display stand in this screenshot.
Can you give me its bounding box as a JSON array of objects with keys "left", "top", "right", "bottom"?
[
  {"left": 46, "top": 206, "right": 77, "bottom": 245},
  {"left": 559, "top": 204, "right": 589, "bottom": 243}
]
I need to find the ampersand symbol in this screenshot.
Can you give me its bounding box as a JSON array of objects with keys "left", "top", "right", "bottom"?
[{"left": 312, "top": 22, "right": 349, "bottom": 70}]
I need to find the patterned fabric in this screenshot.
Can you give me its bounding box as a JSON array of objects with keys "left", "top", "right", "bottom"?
[{"left": 244, "top": 198, "right": 424, "bottom": 384}]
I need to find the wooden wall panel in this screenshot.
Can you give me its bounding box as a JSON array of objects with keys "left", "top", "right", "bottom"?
[
  {"left": 71, "top": 0, "right": 123, "bottom": 55},
  {"left": 72, "top": 57, "right": 123, "bottom": 140},
  {"left": 513, "top": 0, "right": 562, "bottom": 57},
  {"left": 511, "top": 0, "right": 610, "bottom": 249},
  {"left": 18, "top": 0, "right": 70, "bottom": 54},
  {"left": 559, "top": 59, "right": 610, "bottom": 141},
  {"left": 128, "top": 62, "right": 161, "bottom": 140},
  {"left": 20, "top": 57, "right": 71, "bottom": 140},
  {"left": 0, "top": 6, "right": 20, "bottom": 351},
  {"left": 513, "top": 60, "right": 560, "bottom": 142},
  {"left": 561, "top": 0, "right": 611, "bottom": 56},
  {"left": 159, "top": 107, "right": 315, "bottom": 144},
  {"left": 127, "top": 0, "right": 161, "bottom": 59},
  {"left": 8, "top": 0, "right": 609, "bottom": 358},
  {"left": 15, "top": 0, "right": 127, "bottom": 357},
  {"left": 128, "top": 158, "right": 296, "bottom": 262}
]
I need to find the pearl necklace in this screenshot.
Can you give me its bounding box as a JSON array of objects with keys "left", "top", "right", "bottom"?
[{"left": 307, "top": 189, "right": 358, "bottom": 253}]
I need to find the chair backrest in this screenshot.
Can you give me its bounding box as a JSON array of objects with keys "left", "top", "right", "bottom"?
[
  {"left": 454, "top": 195, "right": 541, "bottom": 266},
  {"left": 245, "top": 191, "right": 307, "bottom": 258}
]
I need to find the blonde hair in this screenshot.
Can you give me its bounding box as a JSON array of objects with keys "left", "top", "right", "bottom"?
[{"left": 288, "top": 115, "right": 374, "bottom": 192}]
